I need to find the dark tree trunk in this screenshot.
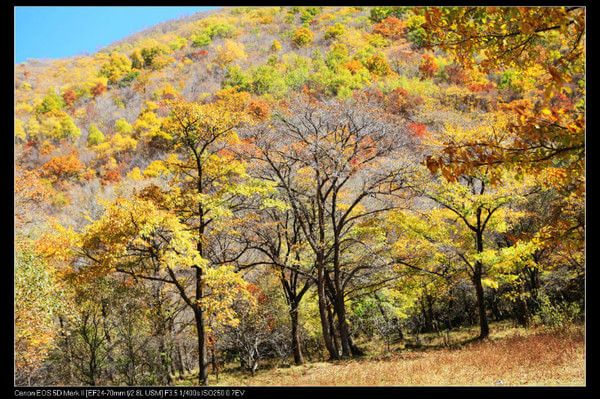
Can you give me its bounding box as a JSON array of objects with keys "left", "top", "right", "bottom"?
[
  {"left": 473, "top": 268, "right": 489, "bottom": 339},
  {"left": 396, "top": 321, "right": 404, "bottom": 340},
  {"left": 317, "top": 264, "right": 339, "bottom": 360},
  {"left": 326, "top": 302, "right": 341, "bottom": 358},
  {"left": 290, "top": 304, "right": 304, "bottom": 365},
  {"left": 525, "top": 266, "right": 540, "bottom": 313},
  {"left": 515, "top": 283, "right": 531, "bottom": 327},
  {"left": 473, "top": 220, "right": 489, "bottom": 339},
  {"left": 421, "top": 297, "right": 433, "bottom": 332},
  {"left": 332, "top": 230, "right": 352, "bottom": 358},
  {"left": 315, "top": 185, "right": 339, "bottom": 361},
  {"left": 334, "top": 294, "right": 352, "bottom": 358},
  {"left": 194, "top": 267, "right": 208, "bottom": 385},
  {"left": 446, "top": 296, "right": 454, "bottom": 331},
  {"left": 348, "top": 335, "right": 364, "bottom": 357}
]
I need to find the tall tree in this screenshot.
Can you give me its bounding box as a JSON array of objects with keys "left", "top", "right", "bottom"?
[
  {"left": 392, "top": 165, "right": 536, "bottom": 339},
  {"left": 248, "top": 97, "right": 417, "bottom": 358},
  {"left": 155, "top": 93, "right": 275, "bottom": 384},
  {"left": 242, "top": 204, "right": 316, "bottom": 365}
]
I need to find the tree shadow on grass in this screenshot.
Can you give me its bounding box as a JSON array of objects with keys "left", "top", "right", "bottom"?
[{"left": 401, "top": 334, "right": 484, "bottom": 352}]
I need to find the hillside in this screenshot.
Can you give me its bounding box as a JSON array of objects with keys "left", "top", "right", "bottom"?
[{"left": 14, "top": 6, "right": 585, "bottom": 387}]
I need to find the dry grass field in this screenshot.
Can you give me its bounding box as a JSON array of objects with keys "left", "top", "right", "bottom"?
[{"left": 178, "top": 323, "right": 585, "bottom": 386}]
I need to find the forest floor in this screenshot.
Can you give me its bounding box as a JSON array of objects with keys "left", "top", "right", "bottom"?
[{"left": 176, "top": 321, "right": 585, "bottom": 386}]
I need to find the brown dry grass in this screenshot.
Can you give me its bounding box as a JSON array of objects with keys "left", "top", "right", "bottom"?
[{"left": 197, "top": 324, "right": 584, "bottom": 386}]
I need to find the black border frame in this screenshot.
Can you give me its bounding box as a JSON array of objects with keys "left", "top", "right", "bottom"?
[{"left": 6, "top": 1, "right": 594, "bottom": 397}]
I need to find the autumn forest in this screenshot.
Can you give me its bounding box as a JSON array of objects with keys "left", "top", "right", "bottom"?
[{"left": 14, "top": 6, "right": 585, "bottom": 386}]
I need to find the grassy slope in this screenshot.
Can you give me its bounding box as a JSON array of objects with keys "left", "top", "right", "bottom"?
[{"left": 176, "top": 322, "right": 584, "bottom": 386}]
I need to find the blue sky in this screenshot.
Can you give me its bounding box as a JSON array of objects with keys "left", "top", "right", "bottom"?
[{"left": 14, "top": 6, "right": 217, "bottom": 64}]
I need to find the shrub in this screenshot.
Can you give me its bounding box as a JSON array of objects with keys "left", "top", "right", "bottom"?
[
  {"left": 300, "top": 7, "right": 321, "bottom": 24},
  {"left": 325, "top": 43, "right": 349, "bottom": 68},
  {"left": 384, "top": 75, "right": 438, "bottom": 97},
  {"left": 383, "top": 87, "right": 424, "bottom": 116},
  {"left": 189, "top": 49, "right": 209, "bottom": 61},
  {"left": 214, "top": 40, "right": 247, "bottom": 67},
  {"left": 118, "top": 71, "right": 140, "bottom": 88},
  {"left": 87, "top": 124, "right": 105, "bottom": 146},
  {"left": 99, "top": 52, "right": 132, "bottom": 84},
  {"left": 168, "top": 36, "right": 188, "bottom": 51},
  {"left": 129, "top": 49, "right": 144, "bottom": 69},
  {"left": 62, "top": 116, "right": 81, "bottom": 140},
  {"left": 407, "top": 29, "right": 427, "bottom": 49},
  {"left": 140, "top": 46, "right": 165, "bottom": 67},
  {"left": 207, "top": 22, "right": 236, "bottom": 39},
  {"left": 311, "top": 63, "right": 370, "bottom": 98},
  {"left": 101, "top": 160, "right": 122, "bottom": 184},
  {"left": 369, "top": 6, "right": 408, "bottom": 23},
  {"left": 37, "top": 91, "right": 65, "bottom": 114},
  {"left": 149, "top": 54, "right": 175, "bottom": 70},
  {"left": 91, "top": 81, "right": 107, "bottom": 97},
  {"left": 370, "top": 7, "right": 392, "bottom": 23},
  {"left": 385, "top": 87, "right": 406, "bottom": 113},
  {"left": 352, "top": 45, "right": 378, "bottom": 65},
  {"left": 271, "top": 40, "right": 282, "bottom": 52},
  {"left": 407, "top": 122, "right": 427, "bottom": 138},
  {"left": 282, "top": 54, "right": 311, "bottom": 90},
  {"left": 468, "top": 81, "right": 496, "bottom": 93},
  {"left": 536, "top": 294, "right": 582, "bottom": 329},
  {"left": 191, "top": 32, "right": 212, "bottom": 48},
  {"left": 113, "top": 97, "right": 125, "bottom": 109},
  {"left": 419, "top": 54, "right": 439, "bottom": 79},
  {"left": 367, "top": 33, "right": 390, "bottom": 48},
  {"left": 251, "top": 65, "right": 287, "bottom": 97},
  {"left": 247, "top": 99, "right": 270, "bottom": 121},
  {"left": 41, "top": 152, "right": 84, "bottom": 182},
  {"left": 133, "top": 109, "right": 163, "bottom": 140},
  {"left": 344, "top": 59, "right": 364, "bottom": 74},
  {"left": 62, "top": 89, "right": 78, "bottom": 108},
  {"left": 115, "top": 118, "right": 134, "bottom": 136},
  {"left": 292, "top": 27, "right": 314, "bottom": 47},
  {"left": 25, "top": 117, "right": 41, "bottom": 139},
  {"left": 95, "top": 133, "right": 137, "bottom": 160},
  {"left": 498, "top": 69, "right": 519, "bottom": 90},
  {"left": 442, "top": 64, "right": 469, "bottom": 85},
  {"left": 373, "top": 16, "right": 405, "bottom": 39},
  {"left": 192, "top": 22, "right": 236, "bottom": 48},
  {"left": 15, "top": 247, "right": 63, "bottom": 378},
  {"left": 38, "top": 113, "right": 81, "bottom": 141},
  {"left": 365, "top": 53, "right": 392, "bottom": 76},
  {"left": 325, "top": 23, "right": 345, "bottom": 40},
  {"left": 223, "top": 65, "right": 252, "bottom": 91},
  {"left": 158, "top": 84, "right": 178, "bottom": 100},
  {"left": 405, "top": 13, "right": 427, "bottom": 48},
  {"left": 15, "top": 118, "right": 26, "bottom": 142},
  {"left": 284, "top": 13, "right": 295, "bottom": 24}
]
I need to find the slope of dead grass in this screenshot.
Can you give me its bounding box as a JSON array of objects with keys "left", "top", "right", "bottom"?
[{"left": 179, "top": 323, "right": 585, "bottom": 386}]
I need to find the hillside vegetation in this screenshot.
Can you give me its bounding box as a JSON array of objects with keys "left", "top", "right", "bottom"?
[{"left": 14, "top": 6, "right": 584, "bottom": 387}]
